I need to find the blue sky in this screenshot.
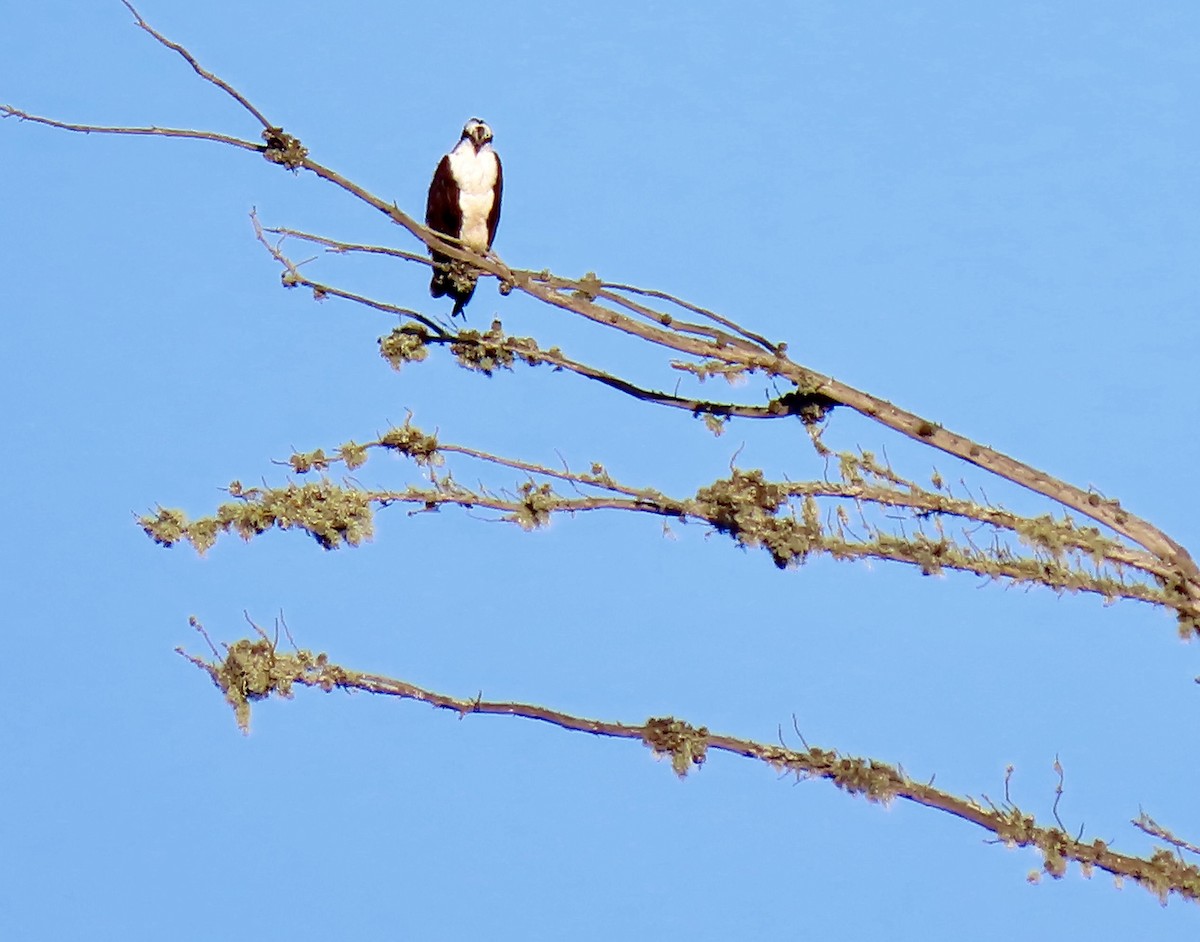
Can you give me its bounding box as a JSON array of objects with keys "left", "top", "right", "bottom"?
[{"left": 3, "top": 1, "right": 1199, "bottom": 937}]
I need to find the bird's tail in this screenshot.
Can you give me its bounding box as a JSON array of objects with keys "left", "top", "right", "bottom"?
[
  {"left": 429, "top": 253, "right": 451, "bottom": 299},
  {"left": 452, "top": 282, "right": 477, "bottom": 317}
]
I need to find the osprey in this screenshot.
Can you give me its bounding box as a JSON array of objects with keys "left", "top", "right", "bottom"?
[{"left": 425, "top": 118, "right": 503, "bottom": 317}]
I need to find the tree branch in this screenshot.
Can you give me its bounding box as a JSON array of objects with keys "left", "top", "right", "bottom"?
[
  {"left": 179, "top": 624, "right": 1200, "bottom": 907},
  {"left": 0, "top": 104, "right": 262, "bottom": 152},
  {"left": 136, "top": 421, "right": 1183, "bottom": 619},
  {"left": 120, "top": 0, "right": 274, "bottom": 130}
]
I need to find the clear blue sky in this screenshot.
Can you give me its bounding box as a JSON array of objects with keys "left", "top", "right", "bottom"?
[{"left": 3, "top": 1, "right": 1199, "bottom": 937}]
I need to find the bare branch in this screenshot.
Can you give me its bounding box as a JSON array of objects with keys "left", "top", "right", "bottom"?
[
  {"left": 264, "top": 225, "right": 432, "bottom": 267},
  {"left": 0, "top": 104, "right": 262, "bottom": 153},
  {"left": 601, "top": 280, "right": 781, "bottom": 354},
  {"left": 120, "top": 0, "right": 274, "bottom": 130},
  {"left": 248, "top": 209, "right": 448, "bottom": 335}
]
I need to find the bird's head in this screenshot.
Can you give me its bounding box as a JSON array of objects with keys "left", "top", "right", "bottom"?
[{"left": 462, "top": 118, "right": 494, "bottom": 151}]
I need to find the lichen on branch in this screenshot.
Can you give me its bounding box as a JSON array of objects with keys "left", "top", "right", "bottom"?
[{"left": 178, "top": 622, "right": 1200, "bottom": 906}]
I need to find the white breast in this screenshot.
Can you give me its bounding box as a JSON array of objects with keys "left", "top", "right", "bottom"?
[{"left": 448, "top": 140, "right": 499, "bottom": 251}]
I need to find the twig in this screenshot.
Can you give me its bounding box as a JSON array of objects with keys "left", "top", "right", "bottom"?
[
  {"left": 0, "top": 105, "right": 261, "bottom": 152},
  {"left": 1134, "top": 812, "right": 1200, "bottom": 858},
  {"left": 120, "top": 0, "right": 274, "bottom": 130},
  {"left": 601, "top": 280, "right": 781, "bottom": 354}
]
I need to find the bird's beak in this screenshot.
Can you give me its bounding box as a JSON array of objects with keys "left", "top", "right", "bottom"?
[{"left": 469, "top": 127, "right": 488, "bottom": 148}]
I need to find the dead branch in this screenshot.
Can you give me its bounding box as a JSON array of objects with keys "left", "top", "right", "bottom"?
[
  {"left": 179, "top": 627, "right": 1200, "bottom": 907},
  {"left": 136, "top": 420, "right": 1182, "bottom": 621}
]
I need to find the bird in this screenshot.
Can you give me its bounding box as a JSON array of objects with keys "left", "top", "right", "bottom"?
[{"left": 425, "top": 118, "right": 503, "bottom": 317}]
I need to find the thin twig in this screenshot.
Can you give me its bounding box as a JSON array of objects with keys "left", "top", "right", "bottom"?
[
  {"left": 120, "top": 0, "right": 274, "bottom": 130},
  {"left": 1134, "top": 813, "right": 1200, "bottom": 858},
  {"left": 0, "top": 105, "right": 262, "bottom": 152},
  {"left": 601, "top": 280, "right": 780, "bottom": 354}
]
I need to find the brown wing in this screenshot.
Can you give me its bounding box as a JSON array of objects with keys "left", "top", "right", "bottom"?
[
  {"left": 426, "top": 155, "right": 462, "bottom": 240},
  {"left": 426, "top": 155, "right": 462, "bottom": 299},
  {"left": 486, "top": 153, "right": 503, "bottom": 249}
]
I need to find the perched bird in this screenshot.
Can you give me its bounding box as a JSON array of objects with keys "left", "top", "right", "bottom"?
[{"left": 425, "top": 118, "right": 503, "bottom": 317}]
